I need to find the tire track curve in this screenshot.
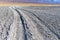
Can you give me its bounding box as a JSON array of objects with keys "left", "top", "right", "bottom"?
[
  {"left": 9, "top": 7, "right": 32, "bottom": 40},
  {"left": 17, "top": 8, "right": 59, "bottom": 40}
]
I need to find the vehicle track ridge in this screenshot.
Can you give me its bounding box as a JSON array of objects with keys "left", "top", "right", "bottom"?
[{"left": 21, "top": 9, "right": 60, "bottom": 39}]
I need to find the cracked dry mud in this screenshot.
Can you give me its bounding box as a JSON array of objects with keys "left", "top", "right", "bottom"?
[{"left": 0, "top": 6, "right": 60, "bottom": 40}]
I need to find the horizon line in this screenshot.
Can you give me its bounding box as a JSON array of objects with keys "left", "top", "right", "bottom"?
[{"left": 0, "top": 2, "right": 60, "bottom": 6}]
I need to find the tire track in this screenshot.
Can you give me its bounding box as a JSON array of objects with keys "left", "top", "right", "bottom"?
[
  {"left": 4, "top": 23, "right": 13, "bottom": 40},
  {"left": 18, "top": 9, "right": 59, "bottom": 40},
  {"left": 10, "top": 7, "right": 32, "bottom": 40},
  {"left": 0, "top": 7, "right": 14, "bottom": 40}
]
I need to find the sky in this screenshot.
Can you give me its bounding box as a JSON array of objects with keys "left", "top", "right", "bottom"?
[{"left": 0, "top": 0, "right": 60, "bottom": 4}]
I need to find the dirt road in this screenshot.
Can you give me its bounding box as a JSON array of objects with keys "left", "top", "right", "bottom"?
[{"left": 0, "top": 6, "right": 60, "bottom": 40}]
